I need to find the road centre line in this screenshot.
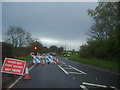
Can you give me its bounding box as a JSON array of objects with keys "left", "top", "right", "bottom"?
[
  {"left": 80, "top": 85, "right": 88, "bottom": 90},
  {"left": 58, "top": 65, "right": 69, "bottom": 74},
  {"left": 8, "top": 65, "right": 34, "bottom": 89},
  {"left": 82, "top": 82, "right": 107, "bottom": 88},
  {"left": 68, "top": 72, "right": 82, "bottom": 74},
  {"left": 69, "top": 65, "right": 86, "bottom": 75}
]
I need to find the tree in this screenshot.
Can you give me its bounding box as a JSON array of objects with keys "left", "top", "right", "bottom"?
[
  {"left": 72, "top": 49, "right": 76, "bottom": 54},
  {"left": 88, "top": 2, "right": 118, "bottom": 40},
  {"left": 43, "top": 46, "right": 49, "bottom": 53},
  {"left": 49, "top": 45, "right": 58, "bottom": 53},
  {"left": 58, "top": 47, "right": 64, "bottom": 54},
  {"left": 2, "top": 42, "right": 13, "bottom": 61},
  {"left": 6, "top": 26, "right": 33, "bottom": 47},
  {"left": 30, "top": 41, "right": 43, "bottom": 54},
  {"left": 79, "top": 2, "right": 119, "bottom": 60},
  {"left": 25, "top": 32, "right": 34, "bottom": 47}
]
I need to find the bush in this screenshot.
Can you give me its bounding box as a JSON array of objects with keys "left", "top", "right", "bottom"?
[
  {"left": 13, "top": 47, "right": 32, "bottom": 57},
  {"left": 2, "top": 42, "right": 13, "bottom": 61}
]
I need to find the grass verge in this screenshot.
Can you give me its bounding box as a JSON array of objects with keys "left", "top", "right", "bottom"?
[
  {"left": 13, "top": 56, "right": 32, "bottom": 62},
  {"left": 58, "top": 54, "right": 119, "bottom": 73}
]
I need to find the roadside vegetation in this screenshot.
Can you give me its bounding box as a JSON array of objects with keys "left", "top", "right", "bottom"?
[
  {"left": 59, "top": 53, "right": 119, "bottom": 73},
  {"left": 13, "top": 56, "right": 32, "bottom": 62},
  {"left": 79, "top": 2, "right": 119, "bottom": 61}
]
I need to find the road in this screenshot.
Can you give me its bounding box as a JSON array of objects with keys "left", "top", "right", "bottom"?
[{"left": 7, "top": 56, "right": 120, "bottom": 89}]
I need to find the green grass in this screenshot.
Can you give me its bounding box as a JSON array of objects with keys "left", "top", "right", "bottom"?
[
  {"left": 13, "top": 56, "right": 32, "bottom": 62},
  {"left": 58, "top": 54, "right": 119, "bottom": 73}
]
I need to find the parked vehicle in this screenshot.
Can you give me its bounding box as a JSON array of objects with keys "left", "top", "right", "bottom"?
[{"left": 49, "top": 52, "right": 56, "bottom": 56}]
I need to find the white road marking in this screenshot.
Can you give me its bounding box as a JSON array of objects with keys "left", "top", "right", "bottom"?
[
  {"left": 58, "top": 65, "right": 69, "bottom": 74},
  {"left": 29, "top": 66, "right": 34, "bottom": 71},
  {"left": 8, "top": 76, "right": 23, "bottom": 89},
  {"left": 80, "top": 85, "right": 88, "bottom": 90},
  {"left": 60, "top": 65, "right": 68, "bottom": 67},
  {"left": 68, "top": 72, "right": 82, "bottom": 74},
  {"left": 60, "top": 61, "right": 65, "bottom": 64},
  {"left": 8, "top": 65, "right": 34, "bottom": 89},
  {"left": 82, "top": 82, "right": 107, "bottom": 88},
  {"left": 63, "top": 67, "right": 73, "bottom": 69},
  {"left": 69, "top": 65, "right": 86, "bottom": 75},
  {"left": 110, "top": 86, "right": 119, "bottom": 90}
]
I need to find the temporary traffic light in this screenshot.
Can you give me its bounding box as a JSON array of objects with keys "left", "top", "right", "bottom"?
[
  {"left": 34, "top": 46, "right": 38, "bottom": 55},
  {"left": 34, "top": 46, "right": 38, "bottom": 50}
]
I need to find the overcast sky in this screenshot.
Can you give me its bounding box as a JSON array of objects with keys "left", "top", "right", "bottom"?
[{"left": 2, "top": 2, "right": 98, "bottom": 51}]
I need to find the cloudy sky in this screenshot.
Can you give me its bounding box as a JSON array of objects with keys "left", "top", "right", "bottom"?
[{"left": 2, "top": 2, "right": 98, "bottom": 51}]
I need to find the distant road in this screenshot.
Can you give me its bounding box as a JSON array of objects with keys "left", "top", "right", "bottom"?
[{"left": 6, "top": 56, "right": 120, "bottom": 89}]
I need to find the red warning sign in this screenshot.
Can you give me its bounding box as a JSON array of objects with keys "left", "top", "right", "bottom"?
[{"left": 1, "top": 58, "right": 26, "bottom": 75}]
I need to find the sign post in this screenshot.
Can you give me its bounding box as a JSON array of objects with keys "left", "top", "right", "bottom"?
[{"left": 1, "top": 58, "right": 26, "bottom": 75}]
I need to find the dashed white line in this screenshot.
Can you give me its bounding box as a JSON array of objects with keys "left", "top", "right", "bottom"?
[
  {"left": 68, "top": 72, "right": 82, "bottom": 74},
  {"left": 63, "top": 67, "right": 73, "bottom": 69},
  {"left": 69, "top": 65, "right": 86, "bottom": 75},
  {"left": 82, "top": 82, "right": 107, "bottom": 88},
  {"left": 8, "top": 65, "right": 34, "bottom": 89},
  {"left": 80, "top": 85, "right": 88, "bottom": 90},
  {"left": 58, "top": 65, "right": 69, "bottom": 74}
]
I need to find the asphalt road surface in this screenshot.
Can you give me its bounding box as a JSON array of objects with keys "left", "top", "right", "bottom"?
[{"left": 8, "top": 56, "right": 120, "bottom": 89}]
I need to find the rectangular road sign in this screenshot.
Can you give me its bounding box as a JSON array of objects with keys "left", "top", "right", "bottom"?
[{"left": 1, "top": 58, "right": 26, "bottom": 75}]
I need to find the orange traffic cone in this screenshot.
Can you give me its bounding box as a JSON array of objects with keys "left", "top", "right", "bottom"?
[
  {"left": 56, "top": 59, "right": 59, "bottom": 63},
  {"left": 50, "top": 61, "right": 54, "bottom": 64},
  {"left": 42, "top": 60, "right": 45, "bottom": 65},
  {"left": 24, "top": 64, "right": 30, "bottom": 80},
  {"left": 33, "top": 63, "right": 37, "bottom": 66}
]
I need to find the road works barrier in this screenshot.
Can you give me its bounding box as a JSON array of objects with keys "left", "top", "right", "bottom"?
[{"left": 33, "top": 56, "right": 41, "bottom": 66}]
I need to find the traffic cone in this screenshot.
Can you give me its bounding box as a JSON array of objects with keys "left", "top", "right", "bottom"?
[
  {"left": 50, "top": 61, "right": 54, "bottom": 64},
  {"left": 24, "top": 64, "right": 30, "bottom": 80},
  {"left": 56, "top": 59, "right": 59, "bottom": 63},
  {"left": 42, "top": 60, "right": 45, "bottom": 65},
  {"left": 33, "top": 63, "right": 37, "bottom": 66}
]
